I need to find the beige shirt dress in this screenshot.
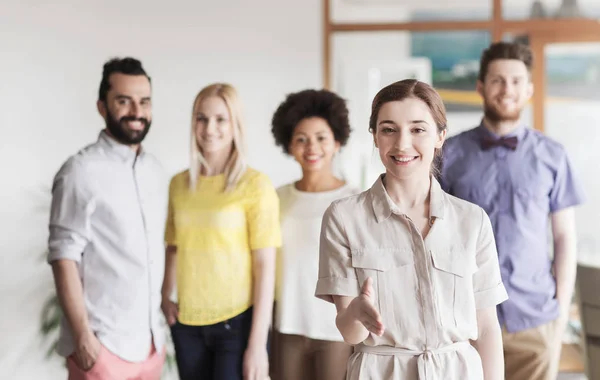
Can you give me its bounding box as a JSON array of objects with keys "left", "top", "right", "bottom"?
[{"left": 315, "top": 176, "right": 508, "bottom": 380}]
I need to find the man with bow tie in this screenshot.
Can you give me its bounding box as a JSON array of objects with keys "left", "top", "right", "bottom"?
[{"left": 440, "top": 42, "right": 584, "bottom": 380}]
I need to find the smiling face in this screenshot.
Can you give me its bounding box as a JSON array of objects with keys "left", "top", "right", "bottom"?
[
  {"left": 194, "top": 96, "right": 234, "bottom": 155},
  {"left": 477, "top": 59, "right": 533, "bottom": 123},
  {"left": 373, "top": 97, "right": 446, "bottom": 181},
  {"left": 98, "top": 73, "right": 152, "bottom": 145},
  {"left": 288, "top": 116, "right": 340, "bottom": 173}
]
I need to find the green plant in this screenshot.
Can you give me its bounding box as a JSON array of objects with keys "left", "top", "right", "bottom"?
[{"left": 40, "top": 293, "right": 62, "bottom": 359}]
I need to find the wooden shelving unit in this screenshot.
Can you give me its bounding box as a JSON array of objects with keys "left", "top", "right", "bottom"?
[{"left": 322, "top": 0, "right": 600, "bottom": 132}]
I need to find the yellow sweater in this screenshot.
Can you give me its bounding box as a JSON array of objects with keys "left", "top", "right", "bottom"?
[{"left": 165, "top": 168, "right": 281, "bottom": 325}]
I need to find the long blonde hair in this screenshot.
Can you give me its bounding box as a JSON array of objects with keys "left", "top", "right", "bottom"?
[{"left": 189, "top": 83, "right": 247, "bottom": 192}]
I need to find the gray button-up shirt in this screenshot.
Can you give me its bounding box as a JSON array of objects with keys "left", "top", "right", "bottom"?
[
  {"left": 441, "top": 124, "right": 584, "bottom": 333},
  {"left": 48, "top": 131, "right": 168, "bottom": 362}
]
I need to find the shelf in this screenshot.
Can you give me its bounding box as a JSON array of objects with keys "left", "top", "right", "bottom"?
[
  {"left": 330, "top": 18, "right": 600, "bottom": 39},
  {"left": 331, "top": 20, "right": 492, "bottom": 32},
  {"left": 502, "top": 18, "right": 600, "bottom": 37}
]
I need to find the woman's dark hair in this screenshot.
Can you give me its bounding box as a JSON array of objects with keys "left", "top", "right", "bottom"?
[
  {"left": 369, "top": 79, "right": 447, "bottom": 176},
  {"left": 98, "top": 57, "right": 151, "bottom": 102},
  {"left": 271, "top": 89, "right": 351, "bottom": 154}
]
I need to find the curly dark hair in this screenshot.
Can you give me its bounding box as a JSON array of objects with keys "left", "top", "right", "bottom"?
[
  {"left": 98, "top": 57, "right": 151, "bottom": 102},
  {"left": 271, "top": 89, "right": 351, "bottom": 154}
]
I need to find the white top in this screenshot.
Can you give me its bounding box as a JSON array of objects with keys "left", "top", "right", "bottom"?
[
  {"left": 47, "top": 131, "right": 168, "bottom": 362},
  {"left": 275, "top": 182, "right": 358, "bottom": 341}
]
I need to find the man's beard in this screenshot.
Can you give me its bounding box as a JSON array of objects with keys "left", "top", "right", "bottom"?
[
  {"left": 105, "top": 108, "right": 151, "bottom": 145},
  {"left": 483, "top": 99, "right": 522, "bottom": 123}
]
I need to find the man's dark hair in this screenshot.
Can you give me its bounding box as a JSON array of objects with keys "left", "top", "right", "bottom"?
[
  {"left": 98, "top": 57, "right": 151, "bottom": 102},
  {"left": 478, "top": 42, "right": 533, "bottom": 82}
]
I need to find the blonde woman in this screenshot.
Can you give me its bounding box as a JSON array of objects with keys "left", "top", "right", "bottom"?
[{"left": 161, "top": 83, "right": 280, "bottom": 380}]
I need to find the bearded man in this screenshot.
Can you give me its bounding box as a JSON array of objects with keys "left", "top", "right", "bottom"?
[
  {"left": 441, "top": 42, "right": 584, "bottom": 380},
  {"left": 48, "top": 57, "right": 167, "bottom": 380}
]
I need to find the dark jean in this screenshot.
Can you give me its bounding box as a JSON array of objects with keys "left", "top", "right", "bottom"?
[{"left": 170, "top": 308, "right": 254, "bottom": 380}]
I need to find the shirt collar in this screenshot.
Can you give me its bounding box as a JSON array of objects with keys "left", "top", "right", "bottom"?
[
  {"left": 97, "top": 130, "right": 144, "bottom": 163},
  {"left": 370, "top": 174, "right": 446, "bottom": 223},
  {"left": 476, "top": 120, "right": 527, "bottom": 141}
]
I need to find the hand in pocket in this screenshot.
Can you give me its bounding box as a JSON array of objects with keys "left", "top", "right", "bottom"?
[
  {"left": 161, "top": 298, "right": 179, "bottom": 326},
  {"left": 74, "top": 331, "right": 102, "bottom": 371}
]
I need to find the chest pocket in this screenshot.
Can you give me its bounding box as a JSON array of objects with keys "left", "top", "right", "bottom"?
[
  {"left": 350, "top": 248, "right": 415, "bottom": 331},
  {"left": 430, "top": 245, "right": 475, "bottom": 329},
  {"left": 512, "top": 158, "right": 554, "bottom": 215},
  {"left": 515, "top": 185, "right": 551, "bottom": 215}
]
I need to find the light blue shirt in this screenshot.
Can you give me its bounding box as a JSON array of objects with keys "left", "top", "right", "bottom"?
[{"left": 441, "top": 123, "right": 584, "bottom": 333}]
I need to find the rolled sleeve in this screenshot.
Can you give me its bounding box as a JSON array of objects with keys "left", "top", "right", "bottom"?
[
  {"left": 48, "top": 226, "right": 89, "bottom": 262},
  {"left": 474, "top": 282, "right": 508, "bottom": 310},
  {"left": 164, "top": 178, "right": 177, "bottom": 246},
  {"left": 473, "top": 207, "right": 508, "bottom": 309},
  {"left": 246, "top": 173, "right": 281, "bottom": 250},
  {"left": 315, "top": 203, "right": 360, "bottom": 303},
  {"left": 47, "top": 160, "right": 92, "bottom": 263},
  {"left": 549, "top": 148, "right": 585, "bottom": 213}
]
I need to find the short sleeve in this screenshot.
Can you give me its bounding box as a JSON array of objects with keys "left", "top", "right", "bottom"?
[
  {"left": 246, "top": 173, "right": 281, "bottom": 250},
  {"left": 549, "top": 149, "right": 585, "bottom": 213},
  {"left": 439, "top": 138, "right": 458, "bottom": 194},
  {"left": 439, "top": 156, "right": 450, "bottom": 193},
  {"left": 164, "top": 177, "right": 177, "bottom": 246},
  {"left": 315, "top": 203, "right": 360, "bottom": 303},
  {"left": 473, "top": 207, "right": 508, "bottom": 309},
  {"left": 47, "top": 160, "right": 93, "bottom": 263}
]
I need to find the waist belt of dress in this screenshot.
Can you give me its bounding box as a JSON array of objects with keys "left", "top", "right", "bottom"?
[{"left": 355, "top": 341, "right": 471, "bottom": 379}]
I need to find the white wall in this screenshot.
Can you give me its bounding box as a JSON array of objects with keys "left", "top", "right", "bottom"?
[
  {"left": 332, "top": 31, "right": 430, "bottom": 189},
  {"left": 0, "top": 0, "right": 320, "bottom": 378}
]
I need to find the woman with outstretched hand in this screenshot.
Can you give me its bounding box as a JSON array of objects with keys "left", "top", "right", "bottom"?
[{"left": 315, "top": 79, "right": 508, "bottom": 380}]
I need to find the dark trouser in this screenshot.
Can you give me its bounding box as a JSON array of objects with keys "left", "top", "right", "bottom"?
[{"left": 170, "top": 308, "right": 254, "bottom": 380}]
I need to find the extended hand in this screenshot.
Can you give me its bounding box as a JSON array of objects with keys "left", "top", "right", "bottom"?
[{"left": 349, "top": 277, "right": 385, "bottom": 336}]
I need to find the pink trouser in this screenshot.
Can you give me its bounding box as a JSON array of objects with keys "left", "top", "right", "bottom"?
[{"left": 67, "top": 344, "right": 165, "bottom": 380}]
